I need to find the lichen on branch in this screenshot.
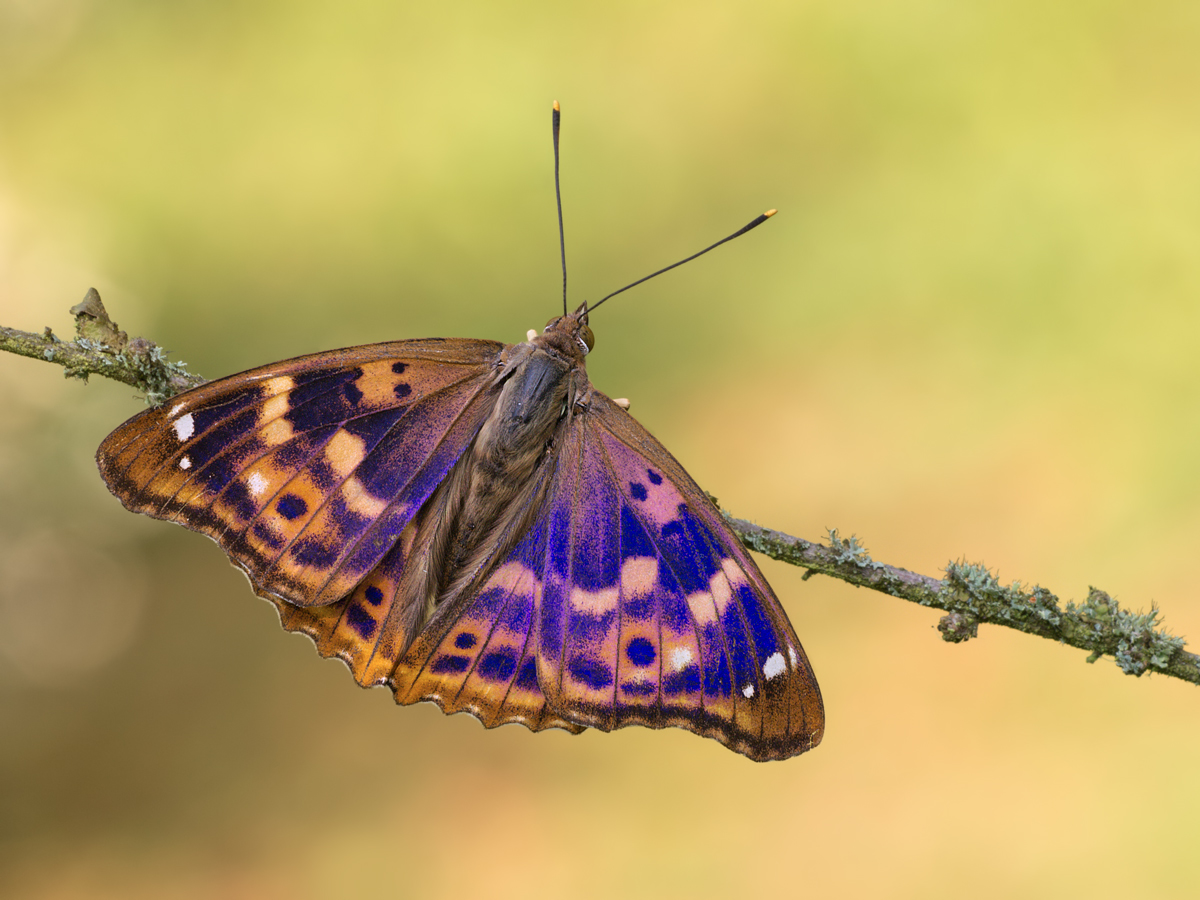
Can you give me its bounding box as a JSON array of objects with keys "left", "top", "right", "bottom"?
[
  {"left": 0, "top": 288, "right": 204, "bottom": 405},
  {"left": 725, "top": 520, "right": 1198, "bottom": 685}
]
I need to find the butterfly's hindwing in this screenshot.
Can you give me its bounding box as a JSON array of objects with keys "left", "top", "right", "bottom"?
[
  {"left": 390, "top": 520, "right": 585, "bottom": 734},
  {"left": 268, "top": 516, "right": 422, "bottom": 686}
]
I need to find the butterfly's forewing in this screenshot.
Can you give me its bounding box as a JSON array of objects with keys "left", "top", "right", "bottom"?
[
  {"left": 97, "top": 338, "right": 506, "bottom": 681},
  {"left": 588, "top": 396, "right": 823, "bottom": 758},
  {"left": 521, "top": 393, "right": 822, "bottom": 760}
]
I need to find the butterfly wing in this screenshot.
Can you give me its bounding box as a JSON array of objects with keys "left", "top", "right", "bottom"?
[
  {"left": 389, "top": 388, "right": 823, "bottom": 761},
  {"left": 97, "top": 338, "right": 509, "bottom": 683},
  {"left": 281, "top": 425, "right": 587, "bottom": 734}
]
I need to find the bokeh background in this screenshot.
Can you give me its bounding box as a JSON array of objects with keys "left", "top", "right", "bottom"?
[{"left": 2, "top": 1, "right": 1199, "bottom": 897}]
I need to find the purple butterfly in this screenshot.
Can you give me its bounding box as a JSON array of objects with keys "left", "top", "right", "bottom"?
[{"left": 96, "top": 106, "right": 824, "bottom": 761}]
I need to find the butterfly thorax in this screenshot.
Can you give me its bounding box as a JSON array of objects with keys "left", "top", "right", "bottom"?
[{"left": 396, "top": 315, "right": 593, "bottom": 646}]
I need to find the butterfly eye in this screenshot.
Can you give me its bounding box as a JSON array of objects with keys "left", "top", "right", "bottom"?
[
  {"left": 543, "top": 316, "right": 562, "bottom": 332},
  {"left": 578, "top": 324, "right": 594, "bottom": 354}
]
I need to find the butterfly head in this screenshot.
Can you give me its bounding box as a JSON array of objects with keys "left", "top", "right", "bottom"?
[{"left": 535, "top": 307, "right": 594, "bottom": 361}]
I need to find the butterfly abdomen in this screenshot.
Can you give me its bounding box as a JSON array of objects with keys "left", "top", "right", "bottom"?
[{"left": 411, "top": 336, "right": 587, "bottom": 623}]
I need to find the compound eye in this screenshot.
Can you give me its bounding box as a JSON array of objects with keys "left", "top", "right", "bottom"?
[
  {"left": 578, "top": 324, "right": 595, "bottom": 354},
  {"left": 543, "top": 316, "right": 562, "bottom": 332}
]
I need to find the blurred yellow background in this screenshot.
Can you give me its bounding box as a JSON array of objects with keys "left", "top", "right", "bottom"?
[{"left": 2, "top": 1, "right": 1199, "bottom": 897}]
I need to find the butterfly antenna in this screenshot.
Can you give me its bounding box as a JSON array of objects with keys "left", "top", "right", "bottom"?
[
  {"left": 552, "top": 100, "right": 568, "bottom": 317},
  {"left": 585, "top": 209, "right": 777, "bottom": 315}
]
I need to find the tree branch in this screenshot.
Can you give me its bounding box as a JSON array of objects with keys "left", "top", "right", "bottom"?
[
  {"left": 0, "top": 288, "right": 204, "bottom": 404},
  {"left": 725, "top": 519, "right": 1197, "bottom": 686},
  {"left": 5, "top": 290, "right": 1196, "bottom": 686}
]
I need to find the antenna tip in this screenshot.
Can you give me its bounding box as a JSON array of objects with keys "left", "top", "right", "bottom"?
[
  {"left": 553, "top": 100, "right": 560, "bottom": 112},
  {"left": 764, "top": 209, "right": 778, "bottom": 218}
]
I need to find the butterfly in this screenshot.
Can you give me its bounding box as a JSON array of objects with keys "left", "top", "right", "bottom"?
[{"left": 95, "top": 108, "right": 824, "bottom": 762}]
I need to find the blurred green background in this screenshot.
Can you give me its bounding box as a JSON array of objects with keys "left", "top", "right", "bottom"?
[{"left": 2, "top": 1, "right": 1199, "bottom": 897}]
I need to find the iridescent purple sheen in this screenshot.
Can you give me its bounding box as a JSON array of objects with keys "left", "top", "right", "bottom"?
[
  {"left": 694, "top": 615, "right": 733, "bottom": 698},
  {"left": 275, "top": 493, "right": 308, "bottom": 520},
  {"left": 198, "top": 455, "right": 238, "bottom": 495},
  {"left": 625, "top": 637, "right": 655, "bottom": 666},
  {"left": 663, "top": 666, "right": 702, "bottom": 696},
  {"left": 351, "top": 388, "right": 485, "bottom": 500},
  {"left": 282, "top": 370, "right": 364, "bottom": 431},
  {"left": 326, "top": 495, "right": 371, "bottom": 538},
  {"left": 430, "top": 655, "right": 472, "bottom": 674},
  {"left": 478, "top": 650, "right": 518, "bottom": 681},
  {"left": 341, "top": 406, "right": 409, "bottom": 444},
  {"left": 345, "top": 603, "right": 377, "bottom": 639},
  {"left": 622, "top": 593, "right": 655, "bottom": 621},
  {"left": 539, "top": 580, "right": 565, "bottom": 660},
  {"left": 514, "top": 659, "right": 539, "bottom": 690},
  {"left": 251, "top": 521, "right": 285, "bottom": 550},
  {"left": 719, "top": 598, "right": 759, "bottom": 692},
  {"left": 619, "top": 505, "right": 656, "bottom": 561},
  {"left": 183, "top": 387, "right": 262, "bottom": 437},
  {"left": 499, "top": 592, "right": 532, "bottom": 631},
  {"left": 290, "top": 536, "right": 340, "bottom": 568},
  {"left": 657, "top": 504, "right": 721, "bottom": 596},
  {"left": 737, "top": 579, "right": 782, "bottom": 664},
  {"left": 306, "top": 458, "right": 337, "bottom": 492},
  {"left": 257, "top": 425, "right": 338, "bottom": 477},
  {"left": 186, "top": 406, "right": 261, "bottom": 474},
  {"left": 568, "top": 656, "right": 613, "bottom": 690},
  {"left": 222, "top": 479, "right": 258, "bottom": 520},
  {"left": 654, "top": 566, "right": 693, "bottom": 634},
  {"left": 620, "top": 680, "right": 657, "bottom": 696}
]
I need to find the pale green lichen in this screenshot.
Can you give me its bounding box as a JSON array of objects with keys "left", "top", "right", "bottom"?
[
  {"left": 1068, "top": 588, "right": 1186, "bottom": 676},
  {"left": 942, "top": 560, "right": 1062, "bottom": 627},
  {"left": 826, "top": 528, "right": 878, "bottom": 568}
]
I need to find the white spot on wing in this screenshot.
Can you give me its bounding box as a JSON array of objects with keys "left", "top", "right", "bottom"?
[
  {"left": 260, "top": 376, "right": 296, "bottom": 424},
  {"left": 169, "top": 402, "right": 186, "bottom": 416},
  {"left": 670, "top": 646, "right": 693, "bottom": 671},
  {"left": 620, "top": 556, "right": 657, "bottom": 596},
  {"left": 742, "top": 684, "right": 755, "bottom": 698},
  {"left": 325, "top": 429, "right": 367, "bottom": 478},
  {"left": 763, "top": 652, "right": 786, "bottom": 679},
  {"left": 173, "top": 412, "right": 194, "bottom": 441},
  {"left": 482, "top": 562, "right": 538, "bottom": 599},
  {"left": 788, "top": 645, "right": 798, "bottom": 666},
  {"left": 720, "top": 557, "right": 750, "bottom": 587},
  {"left": 179, "top": 456, "right": 191, "bottom": 470},
  {"left": 687, "top": 590, "right": 719, "bottom": 625},
  {"left": 247, "top": 471, "right": 268, "bottom": 496},
  {"left": 342, "top": 477, "right": 388, "bottom": 518},
  {"left": 570, "top": 585, "right": 619, "bottom": 615}
]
